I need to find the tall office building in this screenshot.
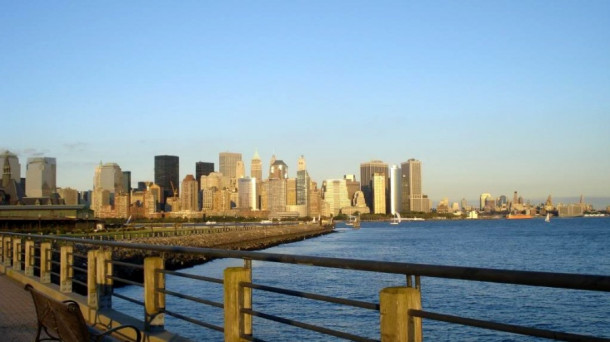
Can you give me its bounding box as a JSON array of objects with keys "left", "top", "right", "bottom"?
[
  {"left": 219, "top": 152, "right": 242, "bottom": 179},
  {"left": 269, "top": 159, "right": 288, "bottom": 179},
  {"left": 360, "top": 160, "right": 388, "bottom": 214},
  {"left": 122, "top": 171, "right": 131, "bottom": 193},
  {"left": 267, "top": 178, "right": 286, "bottom": 214},
  {"left": 321, "top": 179, "right": 351, "bottom": 216},
  {"left": 251, "top": 151, "right": 262, "bottom": 181},
  {"left": 480, "top": 193, "right": 492, "bottom": 210},
  {"left": 238, "top": 177, "right": 257, "bottom": 210},
  {"left": 389, "top": 165, "right": 401, "bottom": 215},
  {"left": 25, "top": 157, "right": 56, "bottom": 197},
  {"left": 92, "top": 162, "right": 124, "bottom": 215},
  {"left": 195, "top": 162, "right": 214, "bottom": 183},
  {"left": 154, "top": 155, "right": 179, "bottom": 204},
  {"left": 180, "top": 174, "right": 199, "bottom": 212},
  {"left": 400, "top": 159, "right": 430, "bottom": 213},
  {"left": 0, "top": 150, "right": 21, "bottom": 183},
  {"left": 372, "top": 173, "right": 386, "bottom": 214},
  {"left": 235, "top": 160, "right": 245, "bottom": 179}
]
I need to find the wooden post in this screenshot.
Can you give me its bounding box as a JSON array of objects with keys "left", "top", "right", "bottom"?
[
  {"left": 224, "top": 267, "right": 252, "bottom": 342},
  {"left": 0, "top": 235, "right": 4, "bottom": 264},
  {"left": 87, "top": 250, "right": 97, "bottom": 307},
  {"left": 144, "top": 257, "right": 165, "bottom": 332},
  {"left": 24, "top": 240, "right": 34, "bottom": 276},
  {"left": 40, "top": 242, "right": 51, "bottom": 283},
  {"left": 3, "top": 237, "right": 12, "bottom": 267},
  {"left": 12, "top": 238, "right": 21, "bottom": 271},
  {"left": 380, "top": 287, "right": 423, "bottom": 342},
  {"left": 96, "top": 249, "right": 113, "bottom": 309},
  {"left": 60, "top": 245, "right": 73, "bottom": 293}
]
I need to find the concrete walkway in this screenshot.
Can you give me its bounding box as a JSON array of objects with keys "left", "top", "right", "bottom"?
[{"left": 0, "top": 274, "right": 37, "bottom": 342}]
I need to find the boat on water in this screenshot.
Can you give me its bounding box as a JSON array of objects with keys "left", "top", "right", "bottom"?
[
  {"left": 390, "top": 213, "right": 401, "bottom": 225},
  {"left": 545, "top": 213, "right": 551, "bottom": 223},
  {"left": 506, "top": 213, "right": 533, "bottom": 220}
]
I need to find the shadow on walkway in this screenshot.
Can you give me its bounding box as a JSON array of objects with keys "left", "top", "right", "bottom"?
[{"left": 0, "top": 274, "right": 37, "bottom": 342}]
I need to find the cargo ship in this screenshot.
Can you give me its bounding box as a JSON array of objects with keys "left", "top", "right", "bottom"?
[{"left": 506, "top": 213, "right": 533, "bottom": 219}]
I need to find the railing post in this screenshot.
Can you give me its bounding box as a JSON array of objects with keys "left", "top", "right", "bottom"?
[
  {"left": 12, "top": 238, "right": 21, "bottom": 271},
  {"left": 144, "top": 257, "right": 165, "bottom": 332},
  {"left": 60, "top": 245, "right": 73, "bottom": 293},
  {"left": 96, "top": 249, "right": 113, "bottom": 309},
  {"left": 40, "top": 242, "right": 51, "bottom": 283},
  {"left": 87, "top": 250, "right": 98, "bottom": 307},
  {"left": 224, "top": 267, "right": 252, "bottom": 342},
  {"left": 3, "top": 237, "right": 12, "bottom": 267},
  {"left": 380, "top": 287, "right": 422, "bottom": 342},
  {"left": 24, "top": 240, "right": 34, "bottom": 276}
]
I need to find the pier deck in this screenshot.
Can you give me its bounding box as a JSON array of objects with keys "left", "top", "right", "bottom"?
[{"left": 0, "top": 274, "right": 37, "bottom": 342}]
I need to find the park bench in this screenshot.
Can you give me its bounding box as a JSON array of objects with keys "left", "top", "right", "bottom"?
[{"left": 25, "top": 284, "right": 142, "bottom": 342}]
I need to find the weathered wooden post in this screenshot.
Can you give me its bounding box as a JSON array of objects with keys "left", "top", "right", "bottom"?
[
  {"left": 60, "top": 245, "right": 73, "bottom": 293},
  {"left": 144, "top": 257, "right": 165, "bottom": 332},
  {"left": 224, "top": 266, "right": 252, "bottom": 342},
  {"left": 12, "top": 238, "right": 21, "bottom": 271},
  {"left": 24, "top": 240, "right": 34, "bottom": 276},
  {"left": 380, "top": 287, "right": 422, "bottom": 342},
  {"left": 87, "top": 250, "right": 98, "bottom": 307},
  {"left": 96, "top": 249, "right": 113, "bottom": 309},
  {"left": 40, "top": 242, "right": 51, "bottom": 283}
]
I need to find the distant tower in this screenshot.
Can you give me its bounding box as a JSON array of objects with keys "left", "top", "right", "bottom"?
[
  {"left": 92, "top": 162, "right": 124, "bottom": 215},
  {"left": 238, "top": 177, "right": 257, "bottom": 210},
  {"left": 122, "top": 171, "right": 131, "bottom": 193},
  {"left": 195, "top": 162, "right": 214, "bottom": 185},
  {"left": 389, "top": 165, "right": 401, "bottom": 215},
  {"left": 0, "top": 150, "right": 21, "bottom": 183},
  {"left": 372, "top": 173, "right": 386, "bottom": 214},
  {"left": 25, "top": 157, "right": 57, "bottom": 197},
  {"left": 513, "top": 191, "right": 519, "bottom": 205},
  {"left": 480, "top": 193, "right": 492, "bottom": 210},
  {"left": 235, "top": 160, "right": 245, "bottom": 179},
  {"left": 296, "top": 156, "right": 310, "bottom": 208},
  {"left": 269, "top": 159, "right": 288, "bottom": 179},
  {"left": 180, "top": 174, "right": 199, "bottom": 211},
  {"left": 360, "top": 160, "right": 388, "bottom": 214},
  {"left": 155, "top": 155, "right": 179, "bottom": 205},
  {"left": 297, "top": 155, "right": 306, "bottom": 171},
  {"left": 219, "top": 152, "right": 242, "bottom": 179},
  {"left": 251, "top": 150, "right": 262, "bottom": 181},
  {"left": 400, "top": 159, "right": 425, "bottom": 212}
]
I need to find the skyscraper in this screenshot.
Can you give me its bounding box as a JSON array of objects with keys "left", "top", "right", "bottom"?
[
  {"left": 154, "top": 155, "right": 179, "bottom": 204},
  {"left": 25, "top": 157, "right": 56, "bottom": 197},
  {"left": 269, "top": 159, "right": 288, "bottom": 179},
  {"left": 180, "top": 174, "right": 199, "bottom": 212},
  {"left": 360, "top": 160, "right": 388, "bottom": 214},
  {"left": 372, "top": 173, "right": 386, "bottom": 214},
  {"left": 92, "top": 162, "right": 124, "bottom": 216},
  {"left": 389, "top": 165, "right": 401, "bottom": 215},
  {"left": 251, "top": 151, "right": 262, "bottom": 181},
  {"left": 219, "top": 152, "right": 242, "bottom": 179},
  {"left": 321, "top": 179, "right": 351, "bottom": 216},
  {"left": 238, "top": 177, "right": 257, "bottom": 210},
  {"left": 122, "top": 171, "right": 131, "bottom": 193},
  {"left": 400, "top": 159, "right": 430, "bottom": 213},
  {"left": 235, "top": 160, "right": 245, "bottom": 179},
  {"left": 0, "top": 150, "right": 21, "bottom": 183},
  {"left": 195, "top": 162, "right": 214, "bottom": 183}
]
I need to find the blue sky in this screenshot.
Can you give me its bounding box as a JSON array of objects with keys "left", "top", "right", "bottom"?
[{"left": 1, "top": 1, "right": 609, "bottom": 206}]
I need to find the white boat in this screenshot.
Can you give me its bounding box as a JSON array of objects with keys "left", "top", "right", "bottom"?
[
  {"left": 390, "top": 213, "right": 401, "bottom": 225},
  {"left": 545, "top": 213, "right": 550, "bottom": 223}
]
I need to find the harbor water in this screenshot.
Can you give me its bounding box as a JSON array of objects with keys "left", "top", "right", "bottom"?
[{"left": 115, "top": 217, "right": 610, "bottom": 341}]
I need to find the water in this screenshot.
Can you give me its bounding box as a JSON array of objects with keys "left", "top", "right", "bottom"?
[{"left": 115, "top": 217, "right": 610, "bottom": 341}]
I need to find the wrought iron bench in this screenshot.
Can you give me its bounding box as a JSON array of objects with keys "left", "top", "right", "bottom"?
[{"left": 25, "top": 284, "right": 142, "bottom": 342}]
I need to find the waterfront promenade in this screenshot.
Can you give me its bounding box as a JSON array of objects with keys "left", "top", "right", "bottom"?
[{"left": 0, "top": 274, "right": 37, "bottom": 342}]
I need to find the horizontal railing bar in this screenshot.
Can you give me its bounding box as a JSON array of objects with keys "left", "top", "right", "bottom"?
[
  {"left": 113, "top": 293, "right": 144, "bottom": 306},
  {"left": 71, "top": 253, "right": 88, "bottom": 259},
  {"left": 159, "top": 289, "right": 224, "bottom": 309},
  {"left": 108, "top": 260, "right": 144, "bottom": 269},
  {"left": 50, "top": 260, "right": 60, "bottom": 265},
  {"left": 160, "top": 269, "right": 224, "bottom": 284},
  {"left": 72, "top": 266, "right": 87, "bottom": 273},
  {"left": 163, "top": 309, "right": 224, "bottom": 333},
  {"left": 107, "top": 276, "right": 144, "bottom": 287},
  {"left": 243, "top": 282, "right": 379, "bottom": 311},
  {"left": 409, "top": 310, "right": 610, "bottom": 342},
  {"left": 72, "top": 279, "right": 87, "bottom": 287},
  {"left": 50, "top": 271, "right": 60, "bottom": 277},
  {"left": 4, "top": 232, "right": 610, "bottom": 292},
  {"left": 242, "top": 308, "right": 379, "bottom": 342}
]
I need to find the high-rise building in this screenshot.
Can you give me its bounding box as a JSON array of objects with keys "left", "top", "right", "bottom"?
[
  {"left": 154, "top": 155, "right": 179, "bottom": 204},
  {"left": 321, "top": 179, "right": 351, "bottom": 216},
  {"left": 25, "top": 157, "right": 56, "bottom": 197},
  {"left": 195, "top": 162, "right": 214, "bottom": 186},
  {"left": 270, "top": 159, "right": 288, "bottom": 179},
  {"left": 389, "top": 165, "right": 401, "bottom": 215},
  {"left": 57, "top": 187, "right": 79, "bottom": 205},
  {"left": 92, "top": 162, "right": 124, "bottom": 216},
  {"left": 235, "top": 160, "right": 245, "bottom": 179},
  {"left": 251, "top": 151, "right": 262, "bottom": 181},
  {"left": 372, "top": 173, "right": 386, "bottom": 214},
  {"left": 400, "top": 159, "right": 430, "bottom": 213},
  {"left": 267, "top": 178, "right": 286, "bottom": 214},
  {"left": 286, "top": 178, "right": 297, "bottom": 206},
  {"left": 360, "top": 160, "right": 388, "bottom": 214},
  {"left": 180, "top": 174, "right": 199, "bottom": 212},
  {"left": 297, "top": 155, "right": 306, "bottom": 171},
  {"left": 219, "top": 152, "right": 242, "bottom": 179},
  {"left": 480, "top": 193, "right": 492, "bottom": 210},
  {"left": 122, "top": 171, "right": 131, "bottom": 193},
  {"left": 0, "top": 150, "right": 21, "bottom": 183},
  {"left": 238, "top": 177, "right": 257, "bottom": 210}
]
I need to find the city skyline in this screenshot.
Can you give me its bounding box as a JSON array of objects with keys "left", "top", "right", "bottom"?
[{"left": 1, "top": 2, "right": 609, "bottom": 205}]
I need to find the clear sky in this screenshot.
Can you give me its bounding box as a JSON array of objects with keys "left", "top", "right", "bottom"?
[{"left": 2, "top": 1, "right": 609, "bottom": 206}]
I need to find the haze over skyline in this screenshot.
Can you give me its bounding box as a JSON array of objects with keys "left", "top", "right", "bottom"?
[{"left": 2, "top": 1, "right": 609, "bottom": 204}]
